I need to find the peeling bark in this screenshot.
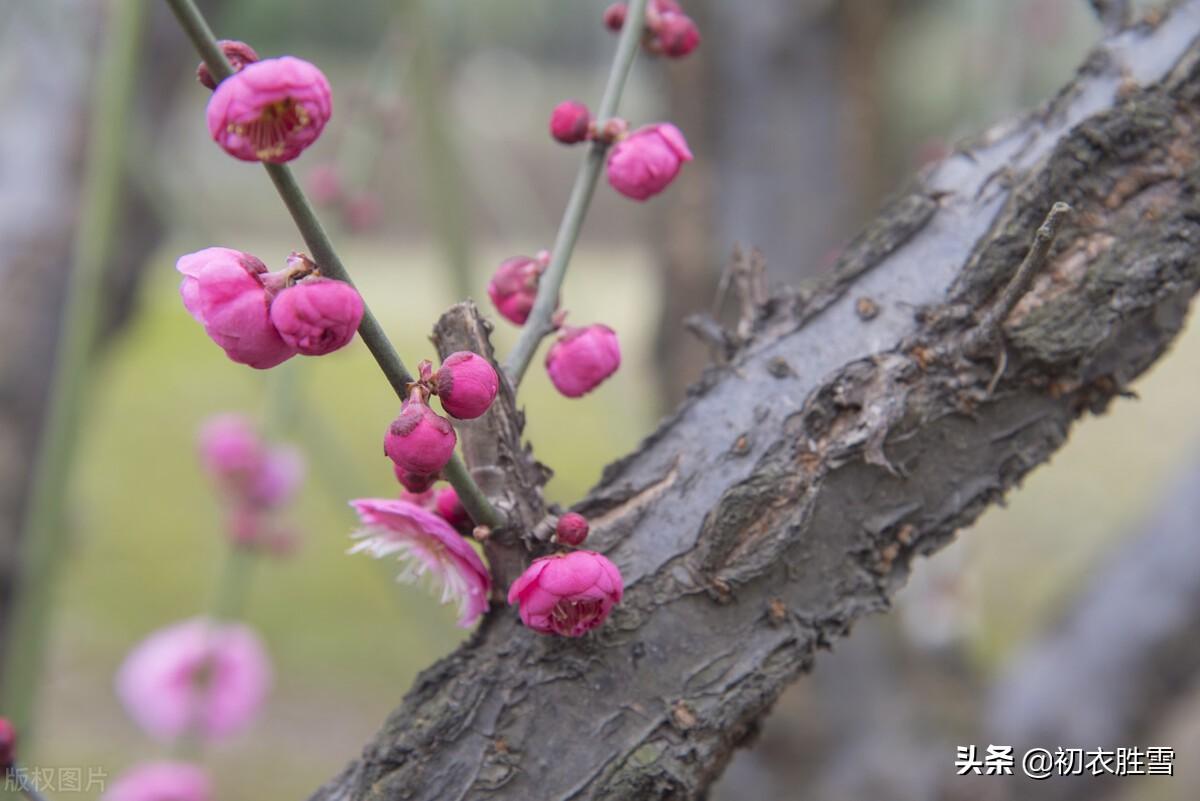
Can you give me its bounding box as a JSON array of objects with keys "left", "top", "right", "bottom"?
[{"left": 311, "top": 6, "right": 1200, "bottom": 800}]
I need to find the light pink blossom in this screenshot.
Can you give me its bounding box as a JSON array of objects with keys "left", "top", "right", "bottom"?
[
  {"left": 384, "top": 391, "right": 458, "bottom": 475},
  {"left": 550, "top": 100, "right": 592, "bottom": 144},
  {"left": 507, "top": 551, "right": 623, "bottom": 637},
  {"left": 176, "top": 247, "right": 296, "bottom": 369},
  {"left": 116, "top": 618, "right": 272, "bottom": 742},
  {"left": 269, "top": 277, "right": 363, "bottom": 356},
  {"left": 435, "top": 351, "right": 499, "bottom": 420},
  {"left": 607, "top": 123, "right": 693, "bottom": 201},
  {"left": 487, "top": 253, "right": 550, "bottom": 325},
  {"left": 349, "top": 498, "right": 491, "bottom": 627},
  {"left": 206, "top": 56, "right": 332, "bottom": 163},
  {"left": 103, "top": 762, "right": 212, "bottom": 801},
  {"left": 247, "top": 444, "right": 305, "bottom": 508},
  {"left": 197, "top": 414, "right": 263, "bottom": 483},
  {"left": 545, "top": 324, "right": 621, "bottom": 398}
]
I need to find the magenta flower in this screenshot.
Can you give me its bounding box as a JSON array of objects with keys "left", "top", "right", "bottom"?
[
  {"left": 550, "top": 100, "right": 592, "bottom": 144},
  {"left": 545, "top": 324, "right": 621, "bottom": 398},
  {"left": 269, "top": 277, "right": 364, "bottom": 356},
  {"left": 435, "top": 487, "right": 472, "bottom": 534},
  {"left": 507, "top": 551, "right": 623, "bottom": 637},
  {"left": 349, "top": 498, "right": 491, "bottom": 627},
  {"left": 384, "top": 391, "right": 458, "bottom": 475},
  {"left": 607, "top": 123, "right": 693, "bottom": 201},
  {"left": 653, "top": 12, "right": 701, "bottom": 58},
  {"left": 394, "top": 463, "right": 438, "bottom": 494},
  {"left": 555, "top": 512, "right": 590, "bottom": 546},
  {"left": 206, "top": 56, "right": 332, "bottom": 163},
  {"left": 116, "top": 618, "right": 272, "bottom": 742},
  {"left": 176, "top": 247, "right": 296, "bottom": 369},
  {"left": 435, "top": 351, "right": 499, "bottom": 420},
  {"left": 196, "top": 40, "right": 260, "bottom": 91},
  {"left": 197, "top": 414, "right": 263, "bottom": 483},
  {"left": 103, "top": 762, "right": 212, "bottom": 801},
  {"left": 487, "top": 252, "right": 550, "bottom": 325}
]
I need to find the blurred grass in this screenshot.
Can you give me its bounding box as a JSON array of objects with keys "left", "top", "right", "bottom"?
[{"left": 34, "top": 240, "right": 656, "bottom": 799}]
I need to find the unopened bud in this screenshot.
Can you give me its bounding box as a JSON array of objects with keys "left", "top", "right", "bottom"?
[
  {"left": 555, "top": 512, "right": 590, "bottom": 546},
  {"left": 196, "top": 40, "right": 261, "bottom": 91},
  {"left": 550, "top": 100, "right": 592, "bottom": 145},
  {"left": 0, "top": 717, "right": 16, "bottom": 768},
  {"left": 603, "top": 3, "right": 628, "bottom": 31},
  {"left": 434, "top": 352, "right": 499, "bottom": 420},
  {"left": 384, "top": 390, "right": 457, "bottom": 475}
]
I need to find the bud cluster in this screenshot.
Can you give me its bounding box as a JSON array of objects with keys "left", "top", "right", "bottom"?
[{"left": 603, "top": 0, "right": 701, "bottom": 59}]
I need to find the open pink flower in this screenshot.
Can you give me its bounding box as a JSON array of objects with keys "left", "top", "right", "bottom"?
[
  {"left": 269, "top": 277, "right": 364, "bottom": 356},
  {"left": 545, "top": 324, "right": 621, "bottom": 397},
  {"left": 103, "top": 762, "right": 212, "bottom": 801},
  {"left": 116, "top": 618, "right": 272, "bottom": 742},
  {"left": 384, "top": 391, "right": 458, "bottom": 475},
  {"left": 435, "top": 351, "right": 499, "bottom": 420},
  {"left": 176, "top": 247, "right": 296, "bottom": 369},
  {"left": 487, "top": 252, "right": 550, "bottom": 325},
  {"left": 206, "top": 56, "right": 332, "bottom": 163},
  {"left": 349, "top": 498, "right": 491, "bottom": 627},
  {"left": 607, "top": 123, "right": 693, "bottom": 201},
  {"left": 507, "top": 551, "right": 623, "bottom": 637}
]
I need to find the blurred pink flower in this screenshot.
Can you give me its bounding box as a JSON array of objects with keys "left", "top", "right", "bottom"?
[
  {"left": 344, "top": 192, "right": 384, "bottom": 233},
  {"left": 307, "top": 163, "right": 344, "bottom": 205},
  {"left": 652, "top": 11, "right": 701, "bottom": 58},
  {"left": 435, "top": 351, "right": 499, "bottom": 420},
  {"left": 435, "top": 486, "right": 471, "bottom": 535},
  {"left": 507, "top": 551, "right": 623, "bottom": 637},
  {"left": 269, "top": 277, "right": 364, "bottom": 356},
  {"left": 487, "top": 252, "right": 550, "bottom": 326},
  {"left": 103, "top": 762, "right": 212, "bottom": 801},
  {"left": 0, "top": 716, "right": 15, "bottom": 768},
  {"left": 349, "top": 498, "right": 491, "bottom": 627},
  {"left": 207, "top": 56, "right": 332, "bottom": 163},
  {"left": 176, "top": 247, "right": 296, "bottom": 369},
  {"left": 247, "top": 444, "right": 305, "bottom": 508},
  {"left": 116, "top": 618, "right": 272, "bottom": 742},
  {"left": 197, "top": 414, "right": 263, "bottom": 483},
  {"left": 607, "top": 123, "right": 692, "bottom": 201},
  {"left": 545, "top": 324, "right": 621, "bottom": 398}
]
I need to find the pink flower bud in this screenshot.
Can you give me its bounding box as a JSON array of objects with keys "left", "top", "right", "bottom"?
[
  {"left": 545, "top": 324, "right": 621, "bottom": 398},
  {"left": 550, "top": 100, "right": 592, "bottom": 145},
  {"left": 0, "top": 717, "right": 15, "bottom": 768},
  {"left": 487, "top": 253, "right": 550, "bottom": 325},
  {"left": 269, "top": 277, "right": 363, "bottom": 356},
  {"left": 176, "top": 248, "right": 296, "bottom": 369},
  {"left": 603, "top": 3, "right": 628, "bottom": 31},
  {"left": 434, "top": 351, "right": 499, "bottom": 420},
  {"left": 607, "top": 123, "right": 693, "bottom": 201},
  {"left": 247, "top": 445, "right": 305, "bottom": 508},
  {"left": 196, "top": 40, "right": 260, "bottom": 91},
  {"left": 653, "top": 12, "right": 701, "bottom": 58},
  {"left": 344, "top": 191, "right": 383, "bottom": 233},
  {"left": 394, "top": 464, "right": 438, "bottom": 494},
  {"left": 400, "top": 488, "right": 437, "bottom": 508},
  {"left": 384, "top": 392, "right": 457, "bottom": 475},
  {"left": 104, "top": 762, "right": 213, "bottom": 801},
  {"left": 507, "top": 550, "right": 623, "bottom": 637},
  {"left": 307, "top": 163, "right": 343, "bottom": 205},
  {"left": 206, "top": 56, "right": 332, "bottom": 163},
  {"left": 555, "top": 512, "right": 590, "bottom": 546},
  {"left": 197, "top": 414, "right": 263, "bottom": 483},
  {"left": 435, "top": 487, "right": 472, "bottom": 534}
]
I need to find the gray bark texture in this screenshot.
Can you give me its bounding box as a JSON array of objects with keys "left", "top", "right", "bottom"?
[{"left": 310, "top": 5, "right": 1200, "bottom": 800}]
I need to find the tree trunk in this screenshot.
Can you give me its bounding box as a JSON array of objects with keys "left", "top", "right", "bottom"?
[{"left": 310, "top": 5, "right": 1200, "bottom": 799}]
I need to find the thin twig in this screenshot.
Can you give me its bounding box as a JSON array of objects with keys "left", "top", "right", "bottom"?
[
  {"left": 1088, "top": 0, "right": 1132, "bottom": 34},
  {"left": 502, "top": 0, "right": 651, "bottom": 387},
  {"left": 966, "top": 201, "right": 1071, "bottom": 355},
  {"left": 163, "top": 0, "right": 499, "bottom": 527},
  {"left": 0, "top": 0, "right": 147, "bottom": 734}
]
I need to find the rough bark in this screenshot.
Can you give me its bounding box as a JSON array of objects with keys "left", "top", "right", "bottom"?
[{"left": 311, "top": 5, "right": 1200, "bottom": 800}]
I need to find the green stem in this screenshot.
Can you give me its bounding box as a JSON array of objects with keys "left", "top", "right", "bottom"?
[
  {"left": 0, "top": 0, "right": 147, "bottom": 736},
  {"left": 162, "top": 0, "right": 499, "bottom": 528},
  {"left": 502, "top": 0, "right": 649, "bottom": 386}
]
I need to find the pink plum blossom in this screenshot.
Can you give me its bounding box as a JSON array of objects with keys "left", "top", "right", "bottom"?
[
  {"left": 555, "top": 513, "right": 590, "bottom": 546},
  {"left": 116, "top": 618, "right": 272, "bottom": 742},
  {"left": 247, "top": 444, "right": 305, "bottom": 508},
  {"left": 349, "top": 498, "right": 491, "bottom": 627},
  {"left": 507, "top": 551, "right": 623, "bottom": 637},
  {"left": 269, "top": 277, "right": 364, "bottom": 356},
  {"left": 197, "top": 414, "right": 263, "bottom": 483},
  {"left": 384, "top": 391, "right": 458, "bottom": 475},
  {"left": 545, "top": 324, "right": 621, "bottom": 398},
  {"left": 487, "top": 252, "right": 550, "bottom": 325},
  {"left": 435, "top": 352, "right": 499, "bottom": 420},
  {"left": 206, "top": 56, "right": 332, "bottom": 163},
  {"left": 653, "top": 12, "right": 701, "bottom": 57},
  {"left": 196, "top": 40, "right": 259, "bottom": 91},
  {"left": 103, "top": 762, "right": 212, "bottom": 801},
  {"left": 550, "top": 100, "right": 592, "bottom": 144},
  {"left": 176, "top": 247, "right": 296, "bottom": 369},
  {"left": 606, "top": 123, "right": 693, "bottom": 201}
]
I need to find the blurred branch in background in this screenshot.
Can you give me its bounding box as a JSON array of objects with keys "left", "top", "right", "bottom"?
[{"left": 0, "top": 0, "right": 148, "bottom": 735}]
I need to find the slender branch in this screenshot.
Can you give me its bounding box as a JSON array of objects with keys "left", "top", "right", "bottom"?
[
  {"left": 1088, "top": 0, "right": 1132, "bottom": 34},
  {"left": 0, "top": 0, "right": 147, "bottom": 735},
  {"left": 502, "top": 0, "right": 650, "bottom": 386},
  {"left": 162, "top": 0, "right": 499, "bottom": 527}
]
